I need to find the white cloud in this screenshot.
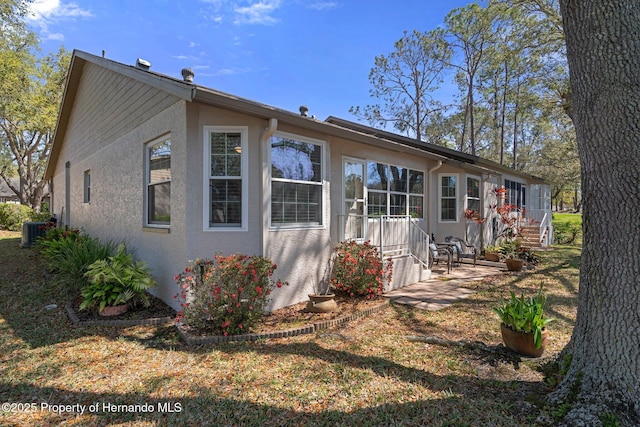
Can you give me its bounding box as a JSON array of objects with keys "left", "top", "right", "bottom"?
[
  {"left": 308, "top": 2, "right": 339, "bottom": 10},
  {"left": 26, "top": 0, "right": 93, "bottom": 40},
  {"left": 233, "top": 1, "right": 282, "bottom": 25},
  {"left": 45, "top": 32, "right": 65, "bottom": 41}
]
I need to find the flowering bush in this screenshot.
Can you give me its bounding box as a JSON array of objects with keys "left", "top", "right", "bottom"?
[
  {"left": 330, "top": 240, "right": 393, "bottom": 299},
  {"left": 174, "top": 254, "right": 286, "bottom": 335}
]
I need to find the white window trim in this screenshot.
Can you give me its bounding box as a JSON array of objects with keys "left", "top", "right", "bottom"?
[
  {"left": 268, "top": 130, "right": 326, "bottom": 230},
  {"left": 144, "top": 136, "right": 171, "bottom": 229},
  {"left": 438, "top": 172, "right": 459, "bottom": 223},
  {"left": 203, "top": 126, "right": 249, "bottom": 232},
  {"left": 465, "top": 174, "right": 481, "bottom": 212}
]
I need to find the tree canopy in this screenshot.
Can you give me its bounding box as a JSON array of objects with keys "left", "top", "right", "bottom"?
[
  {"left": 351, "top": 0, "right": 580, "bottom": 208},
  {"left": 0, "top": 0, "right": 70, "bottom": 211}
]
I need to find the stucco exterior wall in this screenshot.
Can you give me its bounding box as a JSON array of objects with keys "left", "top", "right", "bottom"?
[{"left": 48, "top": 62, "right": 189, "bottom": 307}]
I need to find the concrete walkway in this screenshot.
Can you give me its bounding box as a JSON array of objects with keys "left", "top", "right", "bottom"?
[{"left": 384, "top": 261, "right": 505, "bottom": 311}]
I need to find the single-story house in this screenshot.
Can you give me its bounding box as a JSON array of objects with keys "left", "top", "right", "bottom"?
[
  {"left": 0, "top": 178, "right": 20, "bottom": 204},
  {"left": 44, "top": 50, "right": 553, "bottom": 311}
]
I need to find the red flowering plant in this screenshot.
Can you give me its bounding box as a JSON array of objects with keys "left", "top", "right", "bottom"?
[
  {"left": 174, "top": 254, "right": 286, "bottom": 336},
  {"left": 330, "top": 240, "right": 393, "bottom": 300}
]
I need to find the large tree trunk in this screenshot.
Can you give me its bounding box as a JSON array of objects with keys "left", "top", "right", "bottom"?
[{"left": 552, "top": 1, "right": 640, "bottom": 425}]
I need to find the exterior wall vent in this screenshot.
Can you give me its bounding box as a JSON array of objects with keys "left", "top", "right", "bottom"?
[
  {"left": 136, "top": 58, "right": 151, "bottom": 70},
  {"left": 181, "top": 68, "right": 194, "bottom": 83}
]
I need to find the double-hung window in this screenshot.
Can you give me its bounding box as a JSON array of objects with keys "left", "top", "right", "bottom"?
[
  {"left": 146, "top": 137, "right": 171, "bottom": 226},
  {"left": 270, "top": 132, "right": 324, "bottom": 227},
  {"left": 466, "top": 175, "right": 481, "bottom": 213},
  {"left": 439, "top": 173, "right": 458, "bottom": 222},
  {"left": 205, "top": 126, "right": 248, "bottom": 230}
]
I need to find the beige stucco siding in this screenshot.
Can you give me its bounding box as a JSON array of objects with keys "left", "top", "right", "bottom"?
[{"left": 49, "top": 63, "right": 189, "bottom": 306}]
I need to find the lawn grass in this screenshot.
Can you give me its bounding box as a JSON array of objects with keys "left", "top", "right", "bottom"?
[
  {"left": 552, "top": 212, "right": 582, "bottom": 226},
  {"left": 0, "top": 229, "right": 580, "bottom": 426},
  {"left": 552, "top": 212, "right": 583, "bottom": 246}
]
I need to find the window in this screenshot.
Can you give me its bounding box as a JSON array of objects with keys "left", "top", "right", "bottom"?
[
  {"left": 205, "top": 127, "right": 247, "bottom": 229},
  {"left": 366, "top": 162, "right": 424, "bottom": 218},
  {"left": 440, "top": 174, "right": 458, "bottom": 222},
  {"left": 146, "top": 138, "right": 171, "bottom": 226},
  {"left": 270, "top": 132, "right": 324, "bottom": 226},
  {"left": 466, "top": 176, "right": 480, "bottom": 213},
  {"left": 505, "top": 179, "right": 526, "bottom": 209},
  {"left": 83, "top": 170, "right": 91, "bottom": 203}
]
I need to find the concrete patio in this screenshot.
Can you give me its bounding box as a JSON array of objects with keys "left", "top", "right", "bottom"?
[{"left": 384, "top": 260, "right": 506, "bottom": 311}]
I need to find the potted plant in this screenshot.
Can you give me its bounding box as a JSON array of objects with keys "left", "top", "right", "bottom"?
[
  {"left": 501, "top": 240, "right": 525, "bottom": 271},
  {"left": 493, "top": 287, "right": 554, "bottom": 357},
  {"left": 306, "top": 258, "right": 338, "bottom": 313},
  {"left": 484, "top": 245, "right": 501, "bottom": 262},
  {"left": 306, "top": 280, "right": 338, "bottom": 313},
  {"left": 80, "top": 244, "right": 156, "bottom": 316}
]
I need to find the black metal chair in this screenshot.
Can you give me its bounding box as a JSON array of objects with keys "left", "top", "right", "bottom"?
[
  {"left": 429, "top": 243, "right": 452, "bottom": 273},
  {"left": 444, "top": 236, "right": 477, "bottom": 266}
]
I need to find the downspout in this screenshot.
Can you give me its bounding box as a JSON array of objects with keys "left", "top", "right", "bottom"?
[
  {"left": 261, "top": 118, "right": 278, "bottom": 258},
  {"left": 427, "top": 160, "right": 443, "bottom": 240}
]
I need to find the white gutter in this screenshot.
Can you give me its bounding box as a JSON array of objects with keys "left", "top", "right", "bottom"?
[
  {"left": 261, "top": 118, "right": 278, "bottom": 142},
  {"left": 428, "top": 160, "right": 443, "bottom": 239},
  {"left": 261, "top": 118, "right": 278, "bottom": 258}
]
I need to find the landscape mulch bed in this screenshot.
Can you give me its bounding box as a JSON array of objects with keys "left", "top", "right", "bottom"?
[
  {"left": 66, "top": 292, "right": 389, "bottom": 344},
  {"left": 66, "top": 294, "right": 176, "bottom": 327}
]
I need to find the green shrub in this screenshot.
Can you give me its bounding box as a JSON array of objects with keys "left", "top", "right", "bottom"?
[
  {"left": 37, "top": 229, "right": 120, "bottom": 291},
  {"left": 0, "top": 203, "right": 39, "bottom": 231},
  {"left": 0, "top": 203, "right": 51, "bottom": 231},
  {"left": 554, "top": 221, "right": 581, "bottom": 244},
  {"left": 175, "top": 255, "right": 286, "bottom": 336},
  {"left": 330, "top": 240, "right": 393, "bottom": 299},
  {"left": 81, "top": 244, "right": 156, "bottom": 311}
]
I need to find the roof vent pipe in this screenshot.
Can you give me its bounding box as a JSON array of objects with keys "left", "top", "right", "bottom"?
[
  {"left": 136, "top": 58, "right": 151, "bottom": 70},
  {"left": 181, "top": 68, "right": 194, "bottom": 83}
]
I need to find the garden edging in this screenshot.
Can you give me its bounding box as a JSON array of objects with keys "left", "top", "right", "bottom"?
[
  {"left": 65, "top": 301, "right": 174, "bottom": 327},
  {"left": 177, "top": 299, "right": 389, "bottom": 345},
  {"left": 66, "top": 299, "right": 389, "bottom": 344}
]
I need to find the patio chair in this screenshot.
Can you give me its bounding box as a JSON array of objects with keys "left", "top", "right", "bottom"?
[
  {"left": 429, "top": 243, "right": 452, "bottom": 273},
  {"left": 444, "top": 236, "right": 477, "bottom": 267}
]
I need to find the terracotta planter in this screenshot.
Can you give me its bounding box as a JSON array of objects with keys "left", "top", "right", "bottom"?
[
  {"left": 485, "top": 253, "right": 500, "bottom": 262},
  {"left": 306, "top": 294, "right": 338, "bottom": 313},
  {"left": 99, "top": 304, "right": 129, "bottom": 317},
  {"left": 505, "top": 258, "right": 525, "bottom": 271},
  {"left": 500, "top": 323, "right": 548, "bottom": 357}
]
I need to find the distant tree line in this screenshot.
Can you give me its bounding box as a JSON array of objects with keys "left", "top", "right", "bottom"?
[{"left": 351, "top": 0, "right": 581, "bottom": 211}]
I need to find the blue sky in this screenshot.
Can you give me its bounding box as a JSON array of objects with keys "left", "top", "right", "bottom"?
[{"left": 27, "top": 0, "right": 476, "bottom": 121}]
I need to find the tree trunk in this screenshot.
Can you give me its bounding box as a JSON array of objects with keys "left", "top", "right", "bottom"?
[{"left": 552, "top": 1, "right": 640, "bottom": 425}]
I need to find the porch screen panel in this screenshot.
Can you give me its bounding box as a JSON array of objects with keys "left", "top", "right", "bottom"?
[
  {"left": 271, "top": 135, "right": 323, "bottom": 225},
  {"left": 505, "top": 179, "right": 526, "bottom": 209},
  {"left": 209, "top": 132, "right": 242, "bottom": 226},
  {"left": 367, "top": 162, "right": 425, "bottom": 219},
  {"left": 409, "top": 170, "right": 424, "bottom": 218}
]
